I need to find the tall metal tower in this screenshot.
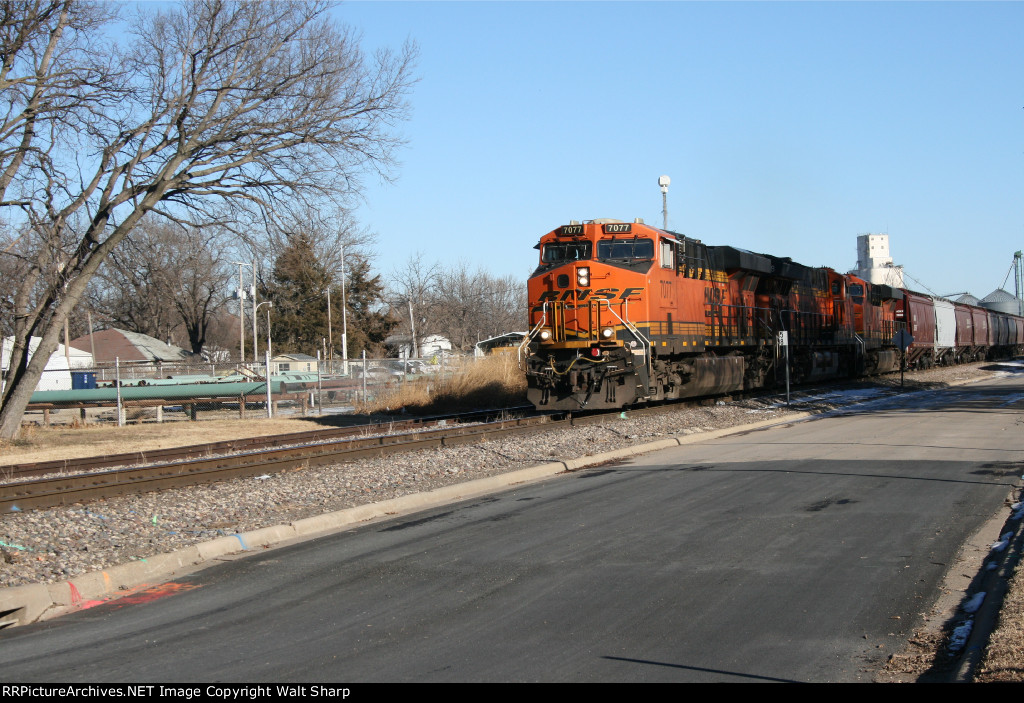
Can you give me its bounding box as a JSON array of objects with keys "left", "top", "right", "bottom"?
[{"left": 1015, "top": 250, "right": 1023, "bottom": 314}]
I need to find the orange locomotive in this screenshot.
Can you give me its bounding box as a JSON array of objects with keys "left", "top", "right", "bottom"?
[{"left": 522, "top": 218, "right": 908, "bottom": 410}]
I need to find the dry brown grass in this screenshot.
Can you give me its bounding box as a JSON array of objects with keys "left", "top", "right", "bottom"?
[
  {"left": 356, "top": 355, "right": 527, "bottom": 415},
  {"left": 975, "top": 560, "right": 1024, "bottom": 682},
  {"left": 0, "top": 416, "right": 338, "bottom": 466}
]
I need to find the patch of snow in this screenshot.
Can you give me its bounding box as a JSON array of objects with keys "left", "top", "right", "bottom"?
[
  {"left": 948, "top": 621, "right": 973, "bottom": 652},
  {"left": 991, "top": 533, "right": 1012, "bottom": 552},
  {"left": 963, "top": 592, "right": 986, "bottom": 614}
]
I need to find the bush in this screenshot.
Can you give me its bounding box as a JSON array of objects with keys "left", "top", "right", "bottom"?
[{"left": 356, "top": 355, "right": 526, "bottom": 414}]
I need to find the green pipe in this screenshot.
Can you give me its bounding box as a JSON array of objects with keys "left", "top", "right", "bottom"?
[{"left": 29, "top": 381, "right": 280, "bottom": 404}]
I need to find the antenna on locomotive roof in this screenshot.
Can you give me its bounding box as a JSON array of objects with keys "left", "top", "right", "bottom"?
[{"left": 658, "top": 175, "right": 670, "bottom": 230}]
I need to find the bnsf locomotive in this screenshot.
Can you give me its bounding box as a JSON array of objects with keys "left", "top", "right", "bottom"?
[{"left": 521, "top": 218, "right": 1024, "bottom": 411}]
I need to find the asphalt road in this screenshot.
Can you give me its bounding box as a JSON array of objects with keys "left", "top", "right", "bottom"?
[{"left": 4, "top": 373, "right": 1023, "bottom": 682}]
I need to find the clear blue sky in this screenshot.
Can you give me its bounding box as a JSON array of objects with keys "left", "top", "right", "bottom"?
[{"left": 339, "top": 1, "right": 1021, "bottom": 298}]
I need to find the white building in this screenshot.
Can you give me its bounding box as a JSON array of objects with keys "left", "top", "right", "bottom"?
[
  {"left": 385, "top": 333, "right": 454, "bottom": 360},
  {"left": 0, "top": 337, "right": 93, "bottom": 393},
  {"left": 853, "top": 233, "right": 905, "bottom": 287}
]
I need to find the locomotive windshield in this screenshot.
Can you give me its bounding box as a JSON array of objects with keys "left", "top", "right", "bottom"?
[
  {"left": 598, "top": 238, "right": 654, "bottom": 261},
  {"left": 541, "top": 241, "right": 592, "bottom": 263}
]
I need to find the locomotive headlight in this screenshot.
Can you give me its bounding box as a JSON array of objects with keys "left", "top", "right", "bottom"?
[
  {"left": 577, "top": 267, "right": 590, "bottom": 286},
  {"left": 600, "top": 327, "right": 614, "bottom": 339},
  {"left": 538, "top": 328, "right": 552, "bottom": 341}
]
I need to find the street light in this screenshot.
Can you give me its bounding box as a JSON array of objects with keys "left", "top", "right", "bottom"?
[{"left": 658, "top": 175, "right": 670, "bottom": 230}]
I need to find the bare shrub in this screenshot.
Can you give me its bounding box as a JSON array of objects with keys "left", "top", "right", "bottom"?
[{"left": 357, "top": 355, "right": 526, "bottom": 415}]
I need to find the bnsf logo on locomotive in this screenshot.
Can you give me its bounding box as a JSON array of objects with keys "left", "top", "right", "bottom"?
[{"left": 536, "top": 287, "right": 644, "bottom": 303}]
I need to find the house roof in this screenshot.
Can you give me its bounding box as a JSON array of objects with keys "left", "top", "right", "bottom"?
[
  {"left": 271, "top": 353, "right": 318, "bottom": 362},
  {"left": 476, "top": 332, "right": 528, "bottom": 346},
  {"left": 69, "top": 328, "right": 193, "bottom": 363}
]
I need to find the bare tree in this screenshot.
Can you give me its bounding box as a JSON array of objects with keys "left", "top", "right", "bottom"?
[
  {"left": 0, "top": 0, "right": 416, "bottom": 438},
  {"left": 173, "top": 226, "right": 233, "bottom": 356},
  {"left": 94, "top": 219, "right": 233, "bottom": 354},
  {"left": 258, "top": 204, "right": 376, "bottom": 282},
  {"left": 434, "top": 265, "right": 486, "bottom": 351},
  {"left": 386, "top": 252, "right": 443, "bottom": 354},
  {"left": 0, "top": 226, "right": 31, "bottom": 337},
  {"left": 386, "top": 256, "right": 525, "bottom": 354},
  {"left": 0, "top": 1, "right": 120, "bottom": 205},
  {"left": 93, "top": 221, "right": 184, "bottom": 342},
  {"left": 477, "top": 272, "right": 525, "bottom": 337}
]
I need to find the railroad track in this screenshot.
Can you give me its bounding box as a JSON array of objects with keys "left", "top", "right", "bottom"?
[
  {"left": 0, "top": 413, "right": 563, "bottom": 513},
  {"left": 0, "top": 378, "right": 920, "bottom": 514},
  {"left": 0, "top": 395, "right": 727, "bottom": 513},
  {"left": 0, "top": 406, "right": 537, "bottom": 482}
]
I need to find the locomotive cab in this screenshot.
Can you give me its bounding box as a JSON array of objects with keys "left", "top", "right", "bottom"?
[{"left": 524, "top": 219, "right": 656, "bottom": 409}]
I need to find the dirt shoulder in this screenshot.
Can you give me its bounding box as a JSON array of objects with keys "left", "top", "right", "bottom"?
[{"left": 0, "top": 413, "right": 404, "bottom": 467}]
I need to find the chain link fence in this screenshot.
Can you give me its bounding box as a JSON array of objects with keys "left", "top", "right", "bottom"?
[{"left": 4, "top": 354, "right": 479, "bottom": 429}]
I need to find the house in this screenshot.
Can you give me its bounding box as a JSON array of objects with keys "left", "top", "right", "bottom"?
[
  {"left": 269, "top": 353, "right": 319, "bottom": 374},
  {"left": 384, "top": 333, "right": 454, "bottom": 360}
]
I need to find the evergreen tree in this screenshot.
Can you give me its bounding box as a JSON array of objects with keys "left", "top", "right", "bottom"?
[
  {"left": 264, "top": 233, "right": 330, "bottom": 356},
  {"left": 343, "top": 255, "right": 397, "bottom": 357},
  {"left": 264, "top": 233, "right": 396, "bottom": 359}
]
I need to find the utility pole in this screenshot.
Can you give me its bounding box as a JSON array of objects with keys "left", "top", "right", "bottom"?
[
  {"left": 326, "top": 286, "right": 333, "bottom": 373},
  {"left": 234, "top": 262, "right": 248, "bottom": 363},
  {"left": 340, "top": 245, "right": 348, "bottom": 375},
  {"left": 251, "top": 256, "right": 258, "bottom": 363}
]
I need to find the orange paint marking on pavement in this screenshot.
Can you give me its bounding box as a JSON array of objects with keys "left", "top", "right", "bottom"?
[
  {"left": 63, "top": 580, "right": 203, "bottom": 612},
  {"left": 109, "top": 582, "right": 202, "bottom": 607}
]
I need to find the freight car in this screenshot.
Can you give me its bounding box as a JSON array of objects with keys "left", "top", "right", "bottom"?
[{"left": 521, "top": 219, "right": 1023, "bottom": 411}]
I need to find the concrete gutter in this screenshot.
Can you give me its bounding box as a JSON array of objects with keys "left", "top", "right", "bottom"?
[{"left": 0, "top": 412, "right": 810, "bottom": 628}]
